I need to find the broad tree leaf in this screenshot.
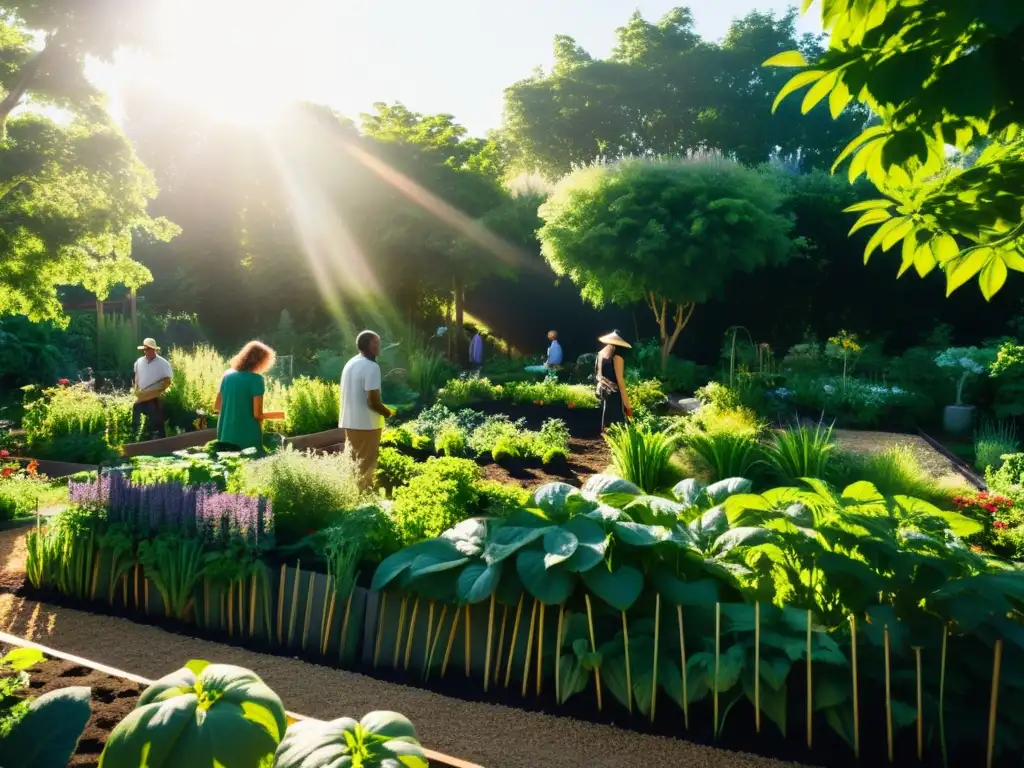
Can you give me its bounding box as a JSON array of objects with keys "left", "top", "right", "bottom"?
[{"left": 581, "top": 565, "right": 644, "bottom": 611}]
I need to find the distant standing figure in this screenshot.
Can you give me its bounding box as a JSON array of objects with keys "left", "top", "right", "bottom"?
[
  {"left": 546, "top": 330, "right": 563, "bottom": 368},
  {"left": 340, "top": 330, "right": 393, "bottom": 491},
  {"left": 469, "top": 330, "right": 484, "bottom": 372},
  {"left": 595, "top": 331, "right": 633, "bottom": 431},
  {"left": 132, "top": 337, "right": 172, "bottom": 439},
  {"left": 214, "top": 341, "right": 276, "bottom": 452}
]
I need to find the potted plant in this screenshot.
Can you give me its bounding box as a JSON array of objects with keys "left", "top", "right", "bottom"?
[{"left": 935, "top": 346, "right": 995, "bottom": 435}]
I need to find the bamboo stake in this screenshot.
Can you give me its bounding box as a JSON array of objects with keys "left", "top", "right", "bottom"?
[
  {"left": 373, "top": 593, "right": 387, "bottom": 667},
  {"left": 585, "top": 595, "right": 603, "bottom": 712},
  {"left": 249, "top": 571, "right": 258, "bottom": 639},
  {"left": 521, "top": 599, "right": 538, "bottom": 697},
  {"left": 505, "top": 595, "right": 524, "bottom": 688},
  {"left": 465, "top": 604, "right": 472, "bottom": 678},
  {"left": 134, "top": 564, "right": 139, "bottom": 609},
  {"left": 423, "top": 601, "right": 436, "bottom": 673},
  {"left": 239, "top": 578, "right": 245, "bottom": 635},
  {"left": 807, "top": 609, "right": 813, "bottom": 750},
  {"left": 300, "top": 571, "right": 315, "bottom": 651},
  {"left": 650, "top": 594, "right": 660, "bottom": 722},
  {"left": 754, "top": 601, "right": 761, "bottom": 734},
  {"left": 677, "top": 604, "right": 688, "bottom": 729},
  {"left": 319, "top": 576, "right": 332, "bottom": 653},
  {"left": 220, "top": 590, "right": 226, "bottom": 632},
  {"left": 913, "top": 646, "right": 923, "bottom": 761},
  {"left": 536, "top": 603, "right": 545, "bottom": 695},
  {"left": 850, "top": 615, "right": 860, "bottom": 759},
  {"left": 393, "top": 596, "right": 408, "bottom": 669},
  {"left": 554, "top": 605, "right": 564, "bottom": 704},
  {"left": 939, "top": 624, "right": 948, "bottom": 768},
  {"left": 204, "top": 578, "right": 210, "bottom": 629},
  {"left": 713, "top": 603, "right": 720, "bottom": 736},
  {"left": 227, "top": 580, "right": 234, "bottom": 637},
  {"left": 277, "top": 564, "right": 286, "bottom": 645},
  {"left": 623, "top": 610, "right": 633, "bottom": 715},
  {"left": 485, "top": 595, "right": 497, "bottom": 692},
  {"left": 442, "top": 603, "right": 461, "bottom": 678},
  {"left": 404, "top": 598, "right": 420, "bottom": 671},
  {"left": 986, "top": 639, "right": 1003, "bottom": 768},
  {"left": 322, "top": 584, "right": 338, "bottom": 656},
  {"left": 427, "top": 605, "right": 449, "bottom": 678},
  {"left": 884, "top": 625, "right": 893, "bottom": 762},
  {"left": 339, "top": 587, "right": 355, "bottom": 664},
  {"left": 122, "top": 574, "right": 127, "bottom": 608},
  {"left": 144, "top": 580, "right": 150, "bottom": 616},
  {"left": 287, "top": 560, "right": 301, "bottom": 648},
  {"left": 494, "top": 605, "right": 509, "bottom": 682}
]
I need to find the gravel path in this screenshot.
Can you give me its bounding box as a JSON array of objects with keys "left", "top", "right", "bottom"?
[{"left": 832, "top": 429, "right": 970, "bottom": 487}]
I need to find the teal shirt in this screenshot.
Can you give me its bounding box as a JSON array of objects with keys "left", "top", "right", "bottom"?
[{"left": 217, "top": 370, "right": 265, "bottom": 451}]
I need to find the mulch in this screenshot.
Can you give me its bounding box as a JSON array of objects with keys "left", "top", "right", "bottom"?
[{"left": 479, "top": 437, "right": 612, "bottom": 490}]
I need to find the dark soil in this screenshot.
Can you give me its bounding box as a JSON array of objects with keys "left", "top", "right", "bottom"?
[
  {"left": 479, "top": 437, "right": 612, "bottom": 490},
  {"left": 0, "top": 653, "right": 144, "bottom": 767}
]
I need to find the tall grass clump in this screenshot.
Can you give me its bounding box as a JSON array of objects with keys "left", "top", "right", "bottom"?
[
  {"left": 97, "top": 315, "right": 138, "bottom": 374},
  {"left": 22, "top": 383, "right": 133, "bottom": 461},
  {"left": 605, "top": 422, "right": 677, "bottom": 493},
  {"left": 974, "top": 419, "right": 1019, "bottom": 472},
  {"left": 684, "top": 430, "right": 762, "bottom": 482},
  {"left": 407, "top": 348, "right": 456, "bottom": 400},
  {"left": 286, "top": 377, "right": 340, "bottom": 436},
  {"left": 762, "top": 421, "right": 836, "bottom": 484},
  {"left": 165, "top": 345, "right": 226, "bottom": 418},
  {"left": 831, "top": 445, "right": 952, "bottom": 506},
  {"left": 240, "top": 446, "right": 371, "bottom": 543}
]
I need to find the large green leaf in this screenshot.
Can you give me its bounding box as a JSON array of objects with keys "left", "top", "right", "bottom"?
[
  {"left": 581, "top": 565, "right": 644, "bottom": 611},
  {"left": 712, "top": 526, "right": 771, "bottom": 555},
  {"left": 613, "top": 521, "right": 672, "bottom": 547},
  {"left": 582, "top": 473, "right": 641, "bottom": 503},
  {"left": 671, "top": 478, "right": 706, "bottom": 507},
  {"left": 456, "top": 562, "right": 502, "bottom": 604},
  {"left": 543, "top": 528, "right": 578, "bottom": 568},
  {"left": 408, "top": 553, "right": 470, "bottom": 579},
  {"left": 481, "top": 525, "right": 551, "bottom": 565},
  {"left": 0, "top": 686, "right": 90, "bottom": 768},
  {"left": 532, "top": 482, "right": 583, "bottom": 517},
  {"left": 0, "top": 648, "right": 44, "bottom": 671},
  {"left": 651, "top": 571, "right": 719, "bottom": 607},
  {"left": 624, "top": 496, "right": 686, "bottom": 525},
  {"left": 705, "top": 478, "right": 752, "bottom": 504},
  {"left": 516, "top": 549, "right": 575, "bottom": 605},
  {"left": 560, "top": 516, "right": 608, "bottom": 572}
]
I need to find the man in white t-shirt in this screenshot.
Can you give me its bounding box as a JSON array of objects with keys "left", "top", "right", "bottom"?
[
  {"left": 340, "top": 330, "right": 393, "bottom": 491},
  {"left": 132, "top": 338, "right": 173, "bottom": 439}
]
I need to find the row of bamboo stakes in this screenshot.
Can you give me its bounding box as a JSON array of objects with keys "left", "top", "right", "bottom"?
[{"left": 373, "top": 593, "right": 1007, "bottom": 768}]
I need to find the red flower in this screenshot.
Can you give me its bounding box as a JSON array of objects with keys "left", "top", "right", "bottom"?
[
  {"left": 57, "top": 378, "right": 70, "bottom": 386},
  {"left": 0, "top": 450, "right": 8, "bottom": 458},
  {"left": 1, "top": 467, "right": 13, "bottom": 479},
  {"left": 567, "top": 402, "right": 575, "bottom": 409},
  {"left": 534, "top": 400, "right": 544, "bottom": 407},
  {"left": 993, "top": 521, "right": 1008, "bottom": 530},
  {"left": 983, "top": 503, "right": 998, "bottom": 514},
  {"left": 26, "top": 460, "right": 38, "bottom": 476}
]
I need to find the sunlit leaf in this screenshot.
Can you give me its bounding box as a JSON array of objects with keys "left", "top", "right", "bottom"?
[
  {"left": 979, "top": 253, "right": 1008, "bottom": 300},
  {"left": 763, "top": 50, "right": 808, "bottom": 68},
  {"left": 945, "top": 248, "right": 992, "bottom": 296},
  {"left": 772, "top": 70, "right": 827, "bottom": 113},
  {"left": 801, "top": 72, "right": 839, "bottom": 114}
]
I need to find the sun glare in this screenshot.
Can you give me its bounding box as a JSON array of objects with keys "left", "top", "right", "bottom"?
[{"left": 98, "top": 0, "right": 346, "bottom": 126}]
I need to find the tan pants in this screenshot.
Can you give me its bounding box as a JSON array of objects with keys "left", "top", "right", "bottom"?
[{"left": 344, "top": 428, "right": 382, "bottom": 492}]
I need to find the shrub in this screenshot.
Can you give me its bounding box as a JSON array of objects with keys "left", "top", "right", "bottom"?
[
  {"left": 688, "top": 404, "right": 763, "bottom": 438},
  {"left": 605, "top": 422, "right": 677, "bottom": 493},
  {"left": 286, "top": 377, "right": 340, "bottom": 436},
  {"left": 468, "top": 415, "right": 533, "bottom": 458},
  {"left": 164, "top": 345, "right": 226, "bottom": 422},
  {"left": 408, "top": 348, "right": 457, "bottom": 399},
  {"left": 0, "top": 461, "right": 63, "bottom": 520},
  {"left": 542, "top": 446, "right": 569, "bottom": 466},
  {"left": 539, "top": 418, "right": 571, "bottom": 454},
  {"left": 974, "top": 420, "right": 1019, "bottom": 472},
  {"left": 391, "top": 457, "right": 481, "bottom": 544},
  {"left": 437, "top": 377, "right": 500, "bottom": 407},
  {"left": 434, "top": 425, "right": 467, "bottom": 457},
  {"left": 475, "top": 479, "right": 530, "bottom": 516},
  {"left": 625, "top": 378, "right": 667, "bottom": 415},
  {"left": 695, "top": 381, "right": 741, "bottom": 411},
  {"left": 769, "top": 375, "right": 920, "bottom": 429},
  {"left": 240, "top": 447, "right": 369, "bottom": 543},
  {"left": 21, "top": 383, "right": 133, "bottom": 462},
  {"left": 504, "top": 377, "right": 598, "bottom": 408},
  {"left": 989, "top": 452, "right": 1024, "bottom": 490},
  {"left": 375, "top": 447, "right": 417, "bottom": 496},
  {"left": 762, "top": 421, "right": 836, "bottom": 484},
  {"left": 990, "top": 340, "right": 1024, "bottom": 419}
]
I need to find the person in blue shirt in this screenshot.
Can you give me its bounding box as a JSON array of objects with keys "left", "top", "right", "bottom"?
[{"left": 546, "top": 330, "right": 563, "bottom": 369}]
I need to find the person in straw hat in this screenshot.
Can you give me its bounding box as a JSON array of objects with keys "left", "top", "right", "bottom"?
[
  {"left": 132, "top": 337, "right": 173, "bottom": 439},
  {"left": 595, "top": 330, "right": 633, "bottom": 431}
]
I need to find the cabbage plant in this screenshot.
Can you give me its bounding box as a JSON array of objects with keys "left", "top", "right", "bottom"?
[
  {"left": 99, "top": 661, "right": 287, "bottom": 768},
  {"left": 273, "top": 711, "right": 427, "bottom": 768}
]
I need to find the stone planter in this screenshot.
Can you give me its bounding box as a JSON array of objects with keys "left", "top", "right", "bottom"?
[{"left": 943, "top": 404, "right": 975, "bottom": 436}]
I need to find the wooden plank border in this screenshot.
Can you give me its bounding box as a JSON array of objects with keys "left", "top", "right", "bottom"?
[{"left": 0, "top": 631, "right": 482, "bottom": 768}]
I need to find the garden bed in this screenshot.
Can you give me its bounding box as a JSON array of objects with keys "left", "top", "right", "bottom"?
[
  {"left": 478, "top": 436, "right": 611, "bottom": 490},
  {"left": 0, "top": 592, "right": 809, "bottom": 768},
  {"left": 831, "top": 429, "right": 971, "bottom": 487}
]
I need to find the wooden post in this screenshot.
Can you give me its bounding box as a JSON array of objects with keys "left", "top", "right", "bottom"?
[{"left": 129, "top": 288, "right": 138, "bottom": 342}]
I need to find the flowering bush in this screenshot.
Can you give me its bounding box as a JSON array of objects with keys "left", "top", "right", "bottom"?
[
  {"left": 0, "top": 458, "right": 56, "bottom": 520},
  {"left": 954, "top": 489, "right": 1024, "bottom": 559},
  {"left": 769, "top": 375, "right": 921, "bottom": 429},
  {"left": 934, "top": 346, "right": 997, "bottom": 405},
  {"left": 21, "top": 382, "right": 134, "bottom": 463}
]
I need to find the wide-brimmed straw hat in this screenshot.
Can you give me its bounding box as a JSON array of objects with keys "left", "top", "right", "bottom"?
[
  {"left": 137, "top": 337, "right": 160, "bottom": 351},
  {"left": 598, "top": 330, "right": 632, "bottom": 349}
]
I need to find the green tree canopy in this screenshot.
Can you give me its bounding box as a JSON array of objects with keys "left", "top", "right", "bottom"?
[
  {"left": 537, "top": 155, "right": 798, "bottom": 366},
  {"left": 767, "top": 1, "right": 1024, "bottom": 299}
]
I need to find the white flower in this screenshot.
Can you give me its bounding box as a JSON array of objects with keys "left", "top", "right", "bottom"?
[{"left": 823, "top": 384, "right": 836, "bottom": 395}]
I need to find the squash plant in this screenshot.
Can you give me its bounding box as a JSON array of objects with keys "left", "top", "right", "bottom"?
[
  {"left": 100, "top": 660, "right": 287, "bottom": 768},
  {"left": 274, "top": 711, "right": 427, "bottom": 768}
]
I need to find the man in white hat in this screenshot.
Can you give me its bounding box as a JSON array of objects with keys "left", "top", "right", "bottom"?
[{"left": 132, "top": 338, "right": 173, "bottom": 439}]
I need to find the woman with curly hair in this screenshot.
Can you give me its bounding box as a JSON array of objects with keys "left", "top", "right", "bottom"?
[{"left": 214, "top": 341, "right": 276, "bottom": 452}]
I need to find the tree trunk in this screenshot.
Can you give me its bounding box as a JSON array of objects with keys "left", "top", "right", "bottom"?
[
  {"left": 0, "top": 44, "right": 52, "bottom": 138},
  {"left": 646, "top": 292, "right": 695, "bottom": 373},
  {"left": 454, "top": 275, "right": 465, "bottom": 366}
]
